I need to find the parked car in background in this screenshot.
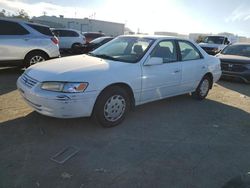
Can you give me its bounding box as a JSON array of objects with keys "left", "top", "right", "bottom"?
[
  {"left": 82, "top": 32, "right": 105, "bottom": 43},
  {"left": 216, "top": 43, "right": 250, "bottom": 83},
  {"left": 52, "top": 28, "right": 86, "bottom": 53},
  {"left": 17, "top": 35, "right": 221, "bottom": 127},
  {"left": 0, "top": 18, "right": 60, "bottom": 68},
  {"left": 199, "top": 35, "right": 230, "bottom": 55},
  {"left": 81, "top": 36, "right": 114, "bottom": 54}
]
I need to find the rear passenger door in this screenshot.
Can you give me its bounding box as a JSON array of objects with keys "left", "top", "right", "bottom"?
[
  {"left": 177, "top": 40, "right": 207, "bottom": 92},
  {"left": 0, "top": 20, "right": 30, "bottom": 61}
]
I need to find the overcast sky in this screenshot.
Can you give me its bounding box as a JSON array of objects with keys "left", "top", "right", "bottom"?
[{"left": 1, "top": 0, "right": 250, "bottom": 37}]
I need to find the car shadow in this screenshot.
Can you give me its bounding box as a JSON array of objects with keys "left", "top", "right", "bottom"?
[
  {"left": 0, "top": 67, "right": 24, "bottom": 95},
  {"left": 217, "top": 80, "right": 250, "bottom": 97},
  {"left": 0, "top": 96, "right": 250, "bottom": 187},
  {"left": 1, "top": 95, "right": 249, "bottom": 137}
]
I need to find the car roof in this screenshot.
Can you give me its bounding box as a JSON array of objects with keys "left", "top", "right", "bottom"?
[
  {"left": 0, "top": 18, "right": 49, "bottom": 27},
  {"left": 205, "top": 35, "right": 226, "bottom": 38},
  {"left": 121, "top": 34, "right": 184, "bottom": 40},
  {"left": 95, "top": 36, "right": 113, "bottom": 39},
  {"left": 52, "top": 28, "right": 81, "bottom": 32}
]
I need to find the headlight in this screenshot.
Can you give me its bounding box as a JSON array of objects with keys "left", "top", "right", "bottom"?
[
  {"left": 63, "top": 82, "right": 88, "bottom": 93},
  {"left": 41, "top": 82, "right": 64, "bottom": 92},
  {"left": 41, "top": 82, "right": 88, "bottom": 93}
]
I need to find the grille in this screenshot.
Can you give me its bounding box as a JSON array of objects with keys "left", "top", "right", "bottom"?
[
  {"left": 221, "top": 62, "right": 247, "bottom": 72},
  {"left": 21, "top": 74, "right": 38, "bottom": 88}
]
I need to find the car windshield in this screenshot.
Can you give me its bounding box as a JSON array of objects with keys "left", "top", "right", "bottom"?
[
  {"left": 203, "top": 36, "right": 225, "bottom": 44},
  {"left": 221, "top": 45, "right": 250, "bottom": 57},
  {"left": 89, "top": 36, "right": 155, "bottom": 63}
]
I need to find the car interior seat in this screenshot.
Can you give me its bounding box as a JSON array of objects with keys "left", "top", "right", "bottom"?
[{"left": 133, "top": 45, "right": 143, "bottom": 56}]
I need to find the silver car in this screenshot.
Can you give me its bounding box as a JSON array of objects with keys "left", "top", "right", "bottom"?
[{"left": 0, "top": 18, "right": 60, "bottom": 67}]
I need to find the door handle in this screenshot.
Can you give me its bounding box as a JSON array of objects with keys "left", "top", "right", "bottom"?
[{"left": 174, "top": 70, "right": 181, "bottom": 73}]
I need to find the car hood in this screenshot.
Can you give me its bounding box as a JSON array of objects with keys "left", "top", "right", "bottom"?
[
  {"left": 199, "top": 43, "right": 222, "bottom": 49},
  {"left": 217, "top": 54, "right": 250, "bottom": 64},
  {"left": 25, "top": 55, "right": 127, "bottom": 82}
]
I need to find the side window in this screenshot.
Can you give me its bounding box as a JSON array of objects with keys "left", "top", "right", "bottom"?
[
  {"left": 178, "top": 41, "right": 202, "bottom": 61},
  {"left": 68, "top": 31, "right": 79, "bottom": 37},
  {"left": 151, "top": 40, "right": 177, "bottom": 63},
  {"left": 0, "top": 20, "right": 29, "bottom": 35},
  {"left": 58, "top": 30, "right": 79, "bottom": 37}
]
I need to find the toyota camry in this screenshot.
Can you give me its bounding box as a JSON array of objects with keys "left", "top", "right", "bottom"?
[{"left": 17, "top": 35, "right": 221, "bottom": 127}]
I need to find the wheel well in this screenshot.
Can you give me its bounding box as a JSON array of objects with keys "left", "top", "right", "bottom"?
[
  {"left": 98, "top": 83, "right": 135, "bottom": 109},
  {"left": 204, "top": 72, "right": 213, "bottom": 89},
  {"left": 25, "top": 50, "right": 49, "bottom": 60}
]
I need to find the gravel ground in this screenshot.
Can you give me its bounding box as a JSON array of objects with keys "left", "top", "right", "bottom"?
[{"left": 0, "top": 67, "right": 250, "bottom": 188}]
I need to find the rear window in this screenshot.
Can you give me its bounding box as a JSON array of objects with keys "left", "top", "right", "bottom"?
[
  {"left": 0, "top": 20, "right": 29, "bottom": 35},
  {"left": 27, "top": 24, "right": 53, "bottom": 36}
]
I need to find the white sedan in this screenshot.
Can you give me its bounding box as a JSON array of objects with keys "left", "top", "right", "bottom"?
[{"left": 17, "top": 35, "right": 221, "bottom": 127}]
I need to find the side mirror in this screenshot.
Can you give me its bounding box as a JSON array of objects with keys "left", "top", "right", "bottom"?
[{"left": 144, "top": 57, "right": 163, "bottom": 66}]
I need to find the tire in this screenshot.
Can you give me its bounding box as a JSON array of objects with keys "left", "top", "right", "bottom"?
[
  {"left": 192, "top": 75, "right": 212, "bottom": 100},
  {"left": 92, "top": 86, "right": 131, "bottom": 128},
  {"left": 24, "top": 51, "right": 48, "bottom": 68}
]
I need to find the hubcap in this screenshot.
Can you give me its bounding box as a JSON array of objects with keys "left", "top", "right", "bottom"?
[
  {"left": 29, "top": 55, "right": 45, "bottom": 66},
  {"left": 200, "top": 79, "right": 209, "bottom": 96},
  {"left": 104, "top": 95, "right": 126, "bottom": 122}
]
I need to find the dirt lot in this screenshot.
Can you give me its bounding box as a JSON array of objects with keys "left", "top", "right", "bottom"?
[{"left": 0, "top": 67, "right": 250, "bottom": 188}]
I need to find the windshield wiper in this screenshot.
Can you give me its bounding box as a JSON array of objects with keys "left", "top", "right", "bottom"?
[{"left": 88, "top": 53, "right": 119, "bottom": 61}]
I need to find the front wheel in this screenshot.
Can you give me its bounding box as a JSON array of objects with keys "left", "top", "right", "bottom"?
[
  {"left": 92, "top": 86, "right": 130, "bottom": 128},
  {"left": 192, "top": 76, "right": 212, "bottom": 100}
]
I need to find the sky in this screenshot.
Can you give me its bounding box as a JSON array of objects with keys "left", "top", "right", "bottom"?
[{"left": 1, "top": 0, "right": 250, "bottom": 37}]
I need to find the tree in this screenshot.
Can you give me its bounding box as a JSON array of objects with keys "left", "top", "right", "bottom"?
[
  {"left": 13, "top": 9, "right": 30, "bottom": 20},
  {"left": 0, "top": 9, "right": 6, "bottom": 17},
  {"left": 196, "top": 35, "right": 205, "bottom": 43}
]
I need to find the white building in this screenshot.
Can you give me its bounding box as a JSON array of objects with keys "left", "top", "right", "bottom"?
[{"left": 32, "top": 16, "right": 125, "bottom": 37}]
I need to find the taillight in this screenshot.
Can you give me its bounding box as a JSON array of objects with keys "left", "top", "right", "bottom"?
[{"left": 51, "top": 37, "right": 59, "bottom": 45}]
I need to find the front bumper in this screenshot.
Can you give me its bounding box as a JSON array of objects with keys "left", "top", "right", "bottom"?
[
  {"left": 221, "top": 70, "right": 250, "bottom": 83},
  {"left": 17, "top": 77, "right": 99, "bottom": 118}
]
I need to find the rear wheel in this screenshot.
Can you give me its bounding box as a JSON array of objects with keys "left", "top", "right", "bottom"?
[
  {"left": 24, "top": 51, "right": 48, "bottom": 68},
  {"left": 192, "top": 75, "right": 211, "bottom": 100},
  {"left": 93, "top": 86, "right": 130, "bottom": 128}
]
